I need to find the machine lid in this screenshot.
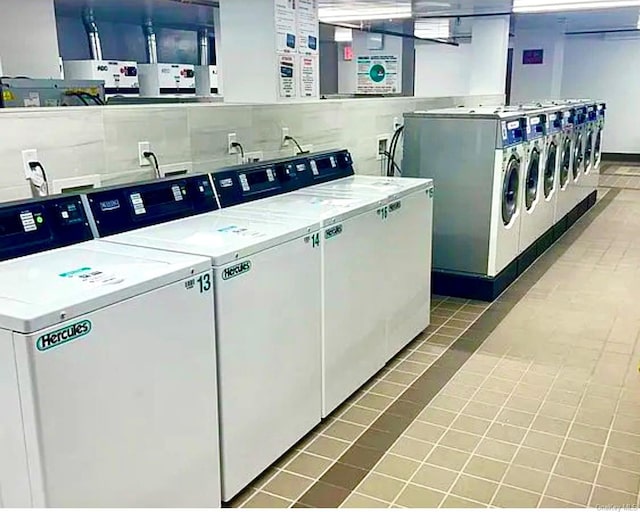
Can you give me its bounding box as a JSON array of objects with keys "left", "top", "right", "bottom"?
[
  {"left": 85, "top": 174, "right": 218, "bottom": 237},
  {"left": 307, "top": 175, "right": 433, "bottom": 201},
  {"left": 106, "top": 211, "right": 320, "bottom": 267},
  {"left": 221, "top": 192, "right": 384, "bottom": 226},
  {"left": 0, "top": 195, "right": 93, "bottom": 263},
  {"left": 406, "top": 107, "right": 525, "bottom": 120},
  {"left": 212, "top": 156, "right": 311, "bottom": 208},
  {"left": 0, "top": 241, "right": 211, "bottom": 334}
]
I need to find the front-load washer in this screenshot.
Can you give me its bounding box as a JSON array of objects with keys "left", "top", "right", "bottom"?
[
  {"left": 593, "top": 102, "right": 606, "bottom": 173},
  {"left": 0, "top": 195, "right": 220, "bottom": 507},
  {"left": 581, "top": 103, "right": 599, "bottom": 204},
  {"left": 222, "top": 190, "right": 388, "bottom": 417},
  {"left": 86, "top": 181, "right": 323, "bottom": 503},
  {"left": 554, "top": 107, "right": 577, "bottom": 226},
  {"left": 403, "top": 107, "right": 526, "bottom": 301}
]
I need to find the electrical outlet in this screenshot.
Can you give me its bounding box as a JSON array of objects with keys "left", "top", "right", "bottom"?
[
  {"left": 244, "top": 151, "right": 264, "bottom": 163},
  {"left": 281, "top": 127, "right": 290, "bottom": 147},
  {"left": 376, "top": 134, "right": 390, "bottom": 161},
  {"left": 393, "top": 117, "right": 402, "bottom": 131},
  {"left": 22, "top": 149, "right": 38, "bottom": 178},
  {"left": 228, "top": 133, "right": 238, "bottom": 154},
  {"left": 138, "top": 141, "right": 151, "bottom": 166}
]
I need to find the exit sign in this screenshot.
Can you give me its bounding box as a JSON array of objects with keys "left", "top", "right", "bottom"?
[{"left": 523, "top": 49, "right": 544, "bottom": 65}]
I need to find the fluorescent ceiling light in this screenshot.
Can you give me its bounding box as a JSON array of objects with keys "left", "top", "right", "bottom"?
[
  {"left": 334, "top": 26, "right": 353, "bottom": 42},
  {"left": 415, "top": 19, "right": 450, "bottom": 39},
  {"left": 513, "top": 0, "right": 640, "bottom": 12},
  {"left": 319, "top": 6, "right": 413, "bottom": 22}
]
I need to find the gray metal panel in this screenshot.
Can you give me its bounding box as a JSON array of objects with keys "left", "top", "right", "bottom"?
[{"left": 403, "top": 116, "right": 498, "bottom": 276}]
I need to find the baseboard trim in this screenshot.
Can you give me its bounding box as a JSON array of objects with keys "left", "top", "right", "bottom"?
[{"left": 602, "top": 153, "right": 640, "bottom": 163}]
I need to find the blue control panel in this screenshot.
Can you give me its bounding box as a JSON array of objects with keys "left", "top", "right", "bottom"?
[
  {"left": 212, "top": 156, "right": 311, "bottom": 207},
  {"left": 86, "top": 174, "right": 217, "bottom": 237},
  {"left": 575, "top": 106, "right": 588, "bottom": 125},
  {"left": 527, "top": 114, "right": 547, "bottom": 140},
  {"left": 547, "top": 111, "right": 563, "bottom": 134},
  {"left": 501, "top": 118, "right": 527, "bottom": 147},
  {"left": 0, "top": 195, "right": 92, "bottom": 263},
  {"left": 597, "top": 103, "right": 606, "bottom": 119},
  {"left": 296, "top": 149, "right": 355, "bottom": 188},
  {"left": 562, "top": 109, "right": 575, "bottom": 128},
  {"left": 587, "top": 104, "right": 598, "bottom": 122}
]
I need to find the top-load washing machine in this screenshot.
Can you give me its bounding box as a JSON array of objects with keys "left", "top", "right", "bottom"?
[
  {"left": 84, "top": 177, "right": 323, "bottom": 503},
  {"left": 0, "top": 194, "right": 221, "bottom": 507},
  {"left": 403, "top": 107, "right": 526, "bottom": 301}
]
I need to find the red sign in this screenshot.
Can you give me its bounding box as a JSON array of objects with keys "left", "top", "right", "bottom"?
[{"left": 344, "top": 46, "right": 353, "bottom": 61}]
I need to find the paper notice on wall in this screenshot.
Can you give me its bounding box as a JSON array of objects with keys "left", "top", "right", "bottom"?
[
  {"left": 275, "top": 0, "right": 297, "bottom": 53},
  {"left": 297, "top": 0, "right": 319, "bottom": 55},
  {"left": 278, "top": 54, "right": 297, "bottom": 98},
  {"left": 299, "top": 55, "right": 318, "bottom": 98},
  {"left": 356, "top": 55, "right": 399, "bottom": 94}
]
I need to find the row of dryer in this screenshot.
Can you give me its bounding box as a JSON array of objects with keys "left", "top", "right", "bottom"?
[
  {"left": 403, "top": 99, "right": 605, "bottom": 301},
  {"left": 0, "top": 150, "right": 433, "bottom": 507}
]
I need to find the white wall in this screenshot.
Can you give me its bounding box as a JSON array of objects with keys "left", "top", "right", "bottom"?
[
  {"left": 469, "top": 16, "right": 510, "bottom": 96},
  {"left": 337, "top": 30, "right": 404, "bottom": 94},
  {"left": 562, "top": 33, "right": 640, "bottom": 154},
  {"left": 511, "top": 27, "right": 565, "bottom": 104},
  {"left": 414, "top": 42, "right": 471, "bottom": 97},
  {"left": 0, "top": 0, "right": 61, "bottom": 78}
]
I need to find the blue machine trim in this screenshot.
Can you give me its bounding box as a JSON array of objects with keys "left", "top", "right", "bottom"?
[
  {"left": 502, "top": 118, "right": 527, "bottom": 147},
  {"left": 85, "top": 174, "right": 217, "bottom": 237},
  {"left": 298, "top": 149, "right": 355, "bottom": 188},
  {"left": 211, "top": 156, "right": 311, "bottom": 207},
  {"left": 0, "top": 195, "right": 93, "bottom": 263},
  {"left": 575, "top": 106, "right": 588, "bottom": 126},
  {"left": 526, "top": 113, "right": 547, "bottom": 141},
  {"left": 547, "top": 111, "right": 563, "bottom": 134}
]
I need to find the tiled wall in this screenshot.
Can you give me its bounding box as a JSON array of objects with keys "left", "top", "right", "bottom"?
[{"left": 0, "top": 94, "right": 503, "bottom": 203}]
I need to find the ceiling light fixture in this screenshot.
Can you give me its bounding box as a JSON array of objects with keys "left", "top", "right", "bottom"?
[
  {"left": 319, "top": 6, "right": 413, "bottom": 22},
  {"left": 513, "top": 0, "right": 640, "bottom": 12},
  {"left": 334, "top": 26, "right": 353, "bottom": 42}
]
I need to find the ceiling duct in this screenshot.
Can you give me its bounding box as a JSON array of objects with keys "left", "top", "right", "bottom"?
[
  {"left": 82, "top": 7, "right": 103, "bottom": 61},
  {"left": 143, "top": 20, "right": 158, "bottom": 64}
]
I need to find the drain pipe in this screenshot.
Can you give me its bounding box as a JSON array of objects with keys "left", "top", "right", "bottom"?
[
  {"left": 82, "top": 7, "right": 103, "bottom": 61},
  {"left": 195, "top": 28, "right": 212, "bottom": 95},
  {"left": 143, "top": 20, "right": 158, "bottom": 64}
]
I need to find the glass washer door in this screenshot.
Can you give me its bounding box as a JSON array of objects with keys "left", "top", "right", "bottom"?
[
  {"left": 502, "top": 154, "right": 520, "bottom": 226},
  {"left": 544, "top": 141, "right": 557, "bottom": 199},
  {"left": 573, "top": 132, "right": 584, "bottom": 180},
  {"left": 594, "top": 127, "right": 603, "bottom": 167},
  {"left": 560, "top": 136, "right": 571, "bottom": 189},
  {"left": 584, "top": 129, "right": 594, "bottom": 174},
  {"left": 525, "top": 146, "right": 540, "bottom": 211}
]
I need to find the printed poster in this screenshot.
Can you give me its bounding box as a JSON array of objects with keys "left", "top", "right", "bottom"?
[
  {"left": 297, "top": 0, "right": 318, "bottom": 55},
  {"left": 278, "top": 54, "right": 297, "bottom": 98},
  {"left": 275, "top": 0, "right": 296, "bottom": 53},
  {"left": 299, "top": 55, "right": 318, "bottom": 98},
  {"left": 356, "top": 55, "right": 399, "bottom": 94}
]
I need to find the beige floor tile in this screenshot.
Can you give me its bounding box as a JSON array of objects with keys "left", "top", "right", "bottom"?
[
  {"left": 503, "top": 465, "right": 550, "bottom": 494},
  {"left": 554, "top": 455, "right": 598, "bottom": 483},
  {"left": 373, "top": 453, "right": 420, "bottom": 481},
  {"left": 531, "top": 415, "right": 572, "bottom": 437},
  {"left": 545, "top": 475, "right": 592, "bottom": 506},
  {"left": 475, "top": 438, "right": 518, "bottom": 462},
  {"left": 523, "top": 430, "right": 565, "bottom": 454},
  {"left": 603, "top": 447, "right": 640, "bottom": 474},
  {"left": 492, "top": 485, "right": 541, "bottom": 508},
  {"left": 486, "top": 423, "right": 527, "bottom": 445},
  {"left": 340, "top": 493, "right": 389, "bottom": 508},
  {"left": 538, "top": 401, "right": 577, "bottom": 421},
  {"left": 596, "top": 465, "right": 640, "bottom": 495},
  {"left": 474, "top": 388, "right": 511, "bottom": 406},
  {"left": 322, "top": 420, "right": 366, "bottom": 442},
  {"left": 561, "top": 439, "right": 605, "bottom": 464},
  {"left": 451, "top": 474, "right": 498, "bottom": 505},
  {"left": 304, "top": 435, "right": 350, "bottom": 459},
  {"left": 451, "top": 414, "right": 491, "bottom": 436},
  {"left": 411, "top": 463, "right": 458, "bottom": 492},
  {"left": 356, "top": 473, "right": 405, "bottom": 503},
  {"left": 512, "top": 446, "right": 557, "bottom": 472},
  {"left": 538, "top": 496, "right": 582, "bottom": 508},
  {"left": 426, "top": 446, "right": 471, "bottom": 471},
  {"left": 590, "top": 486, "right": 638, "bottom": 508},
  {"left": 356, "top": 393, "right": 394, "bottom": 411},
  {"left": 462, "top": 401, "right": 501, "bottom": 420},
  {"left": 389, "top": 436, "right": 434, "bottom": 461},
  {"left": 430, "top": 394, "right": 468, "bottom": 412},
  {"left": 243, "top": 491, "right": 292, "bottom": 508},
  {"left": 384, "top": 370, "right": 417, "bottom": 386},
  {"left": 505, "top": 394, "right": 543, "bottom": 414},
  {"left": 608, "top": 430, "right": 640, "bottom": 454},
  {"left": 441, "top": 495, "right": 486, "bottom": 508},
  {"left": 340, "top": 405, "right": 380, "bottom": 426},
  {"left": 404, "top": 421, "right": 446, "bottom": 443},
  {"left": 569, "top": 422, "right": 609, "bottom": 445},
  {"left": 285, "top": 452, "right": 333, "bottom": 479},
  {"left": 395, "top": 484, "right": 445, "bottom": 507},
  {"left": 263, "top": 471, "right": 314, "bottom": 501},
  {"left": 440, "top": 429, "right": 481, "bottom": 452},
  {"left": 418, "top": 406, "right": 457, "bottom": 427},
  {"left": 464, "top": 455, "right": 508, "bottom": 482},
  {"left": 496, "top": 408, "right": 535, "bottom": 428}
]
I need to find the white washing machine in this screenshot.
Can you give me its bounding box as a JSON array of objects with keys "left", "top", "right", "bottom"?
[
  {"left": 570, "top": 104, "right": 589, "bottom": 208},
  {"left": 581, "top": 102, "right": 599, "bottom": 202},
  {"left": 593, "top": 102, "right": 607, "bottom": 173},
  {"left": 86, "top": 180, "right": 323, "bottom": 502},
  {"left": 555, "top": 106, "right": 578, "bottom": 223},
  {"left": 403, "top": 107, "right": 526, "bottom": 301},
  {"left": 222, "top": 191, "right": 388, "bottom": 417},
  {"left": 0, "top": 195, "right": 220, "bottom": 507},
  {"left": 301, "top": 171, "right": 434, "bottom": 362}
]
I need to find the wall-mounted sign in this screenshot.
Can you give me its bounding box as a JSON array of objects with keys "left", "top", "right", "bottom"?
[
  {"left": 522, "top": 49, "right": 544, "bottom": 65},
  {"left": 356, "top": 55, "right": 399, "bottom": 94},
  {"left": 344, "top": 46, "right": 353, "bottom": 61}
]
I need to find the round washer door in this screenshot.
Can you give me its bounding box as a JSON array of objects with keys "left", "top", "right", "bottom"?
[
  {"left": 544, "top": 141, "right": 557, "bottom": 199},
  {"left": 594, "top": 127, "right": 603, "bottom": 166},
  {"left": 573, "top": 133, "right": 584, "bottom": 180},
  {"left": 525, "top": 146, "right": 540, "bottom": 211},
  {"left": 560, "top": 137, "right": 571, "bottom": 189},
  {"left": 502, "top": 154, "right": 520, "bottom": 226},
  {"left": 584, "top": 129, "right": 594, "bottom": 173}
]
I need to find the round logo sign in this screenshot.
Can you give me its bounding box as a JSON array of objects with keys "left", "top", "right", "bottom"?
[{"left": 369, "top": 64, "right": 386, "bottom": 83}]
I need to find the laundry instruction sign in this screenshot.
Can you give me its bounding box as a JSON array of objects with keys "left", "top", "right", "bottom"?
[{"left": 356, "top": 55, "right": 399, "bottom": 94}]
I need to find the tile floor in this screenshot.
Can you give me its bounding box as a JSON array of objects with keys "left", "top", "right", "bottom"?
[{"left": 229, "top": 168, "right": 640, "bottom": 509}]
